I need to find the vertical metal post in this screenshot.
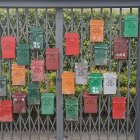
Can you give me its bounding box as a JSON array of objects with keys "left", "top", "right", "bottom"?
[
  {"left": 56, "top": 8, "right": 63, "bottom": 140},
  {"left": 136, "top": 7, "right": 140, "bottom": 140}
]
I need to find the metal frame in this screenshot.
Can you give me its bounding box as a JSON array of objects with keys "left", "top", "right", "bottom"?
[
  {"left": 0, "top": 0, "right": 139, "bottom": 8},
  {"left": 0, "top": 1, "right": 138, "bottom": 140}
]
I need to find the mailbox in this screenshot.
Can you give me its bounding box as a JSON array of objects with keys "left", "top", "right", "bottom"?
[
  {"left": 12, "top": 64, "right": 26, "bottom": 85},
  {"left": 90, "top": 20, "right": 104, "bottom": 42},
  {"left": 27, "top": 83, "right": 40, "bottom": 105},
  {"left": 75, "top": 62, "right": 88, "bottom": 85},
  {"left": 12, "top": 93, "right": 27, "bottom": 113},
  {"left": 89, "top": 73, "right": 103, "bottom": 94},
  {"left": 1, "top": 36, "right": 16, "bottom": 59},
  {"left": 62, "top": 72, "right": 75, "bottom": 94},
  {"left": 46, "top": 48, "right": 59, "bottom": 70},
  {"left": 65, "top": 33, "right": 80, "bottom": 55},
  {"left": 0, "top": 76, "right": 7, "bottom": 96},
  {"left": 16, "top": 44, "right": 30, "bottom": 65},
  {"left": 114, "top": 37, "right": 128, "bottom": 60},
  {"left": 103, "top": 72, "right": 117, "bottom": 95},
  {"left": 94, "top": 43, "right": 108, "bottom": 66},
  {"left": 31, "top": 60, "right": 44, "bottom": 82},
  {"left": 0, "top": 100, "right": 13, "bottom": 122},
  {"left": 41, "top": 93, "right": 55, "bottom": 115},
  {"left": 112, "top": 97, "right": 126, "bottom": 119},
  {"left": 29, "top": 27, "right": 44, "bottom": 50},
  {"left": 84, "top": 93, "right": 98, "bottom": 113},
  {"left": 65, "top": 98, "right": 78, "bottom": 121},
  {"left": 124, "top": 15, "right": 138, "bottom": 37}
]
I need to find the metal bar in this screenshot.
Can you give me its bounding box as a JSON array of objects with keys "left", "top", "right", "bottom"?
[
  {"left": 136, "top": 7, "right": 140, "bottom": 140},
  {"left": 0, "top": 0, "right": 139, "bottom": 8},
  {"left": 56, "top": 8, "right": 63, "bottom": 140}
]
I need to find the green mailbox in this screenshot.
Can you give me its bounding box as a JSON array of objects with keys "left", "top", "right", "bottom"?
[
  {"left": 29, "top": 27, "right": 44, "bottom": 50},
  {"left": 41, "top": 93, "right": 55, "bottom": 115},
  {"left": 27, "top": 83, "right": 40, "bottom": 105},
  {"left": 89, "top": 73, "right": 103, "bottom": 94},
  {"left": 94, "top": 43, "right": 108, "bottom": 66},
  {"left": 16, "top": 44, "right": 30, "bottom": 65},
  {"left": 124, "top": 15, "right": 138, "bottom": 37},
  {"left": 0, "top": 76, "right": 7, "bottom": 96},
  {"left": 65, "top": 98, "right": 78, "bottom": 121}
]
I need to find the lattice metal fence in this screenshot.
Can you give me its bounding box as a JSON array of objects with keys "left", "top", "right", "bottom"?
[{"left": 0, "top": 7, "right": 138, "bottom": 140}]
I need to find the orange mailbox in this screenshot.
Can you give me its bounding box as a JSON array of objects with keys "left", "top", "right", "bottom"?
[
  {"left": 65, "top": 33, "right": 80, "bottom": 56},
  {"left": 112, "top": 97, "right": 126, "bottom": 119},
  {"left": 31, "top": 60, "right": 44, "bottom": 82},
  {"left": 90, "top": 20, "right": 104, "bottom": 42},
  {"left": 62, "top": 72, "right": 75, "bottom": 94},
  {"left": 0, "top": 100, "right": 13, "bottom": 122},
  {"left": 12, "top": 64, "right": 26, "bottom": 85},
  {"left": 1, "top": 36, "right": 16, "bottom": 59}
]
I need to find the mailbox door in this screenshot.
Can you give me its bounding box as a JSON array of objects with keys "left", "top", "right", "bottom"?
[
  {"left": 46, "top": 48, "right": 59, "bottom": 70},
  {"left": 112, "top": 97, "right": 126, "bottom": 119},
  {"left": 29, "top": 28, "right": 44, "bottom": 50},
  {"left": 90, "top": 20, "right": 104, "bottom": 42},
  {"left": 65, "top": 33, "right": 79, "bottom": 55},
  {"left": 41, "top": 93, "right": 55, "bottom": 115},
  {"left": 65, "top": 98, "right": 78, "bottom": 121},
  {"left": 89, "top": 78, "right": 102, "bottom": 94},
  {"left": 84, "top": 93, "right": 97, "bottom": 113},
  {"left": 0, "top": 76, "right": 7, "bottom": 96},
  {"left": 16, "top": 44, "right": 30, "bottom": 65},
  {"left": 1, "top": 37, "right": 16, "bottom": 59},
  {"left": 31, "top": 60, "right": 44, "bottom": 82},
  {"left": 95, "top": 48, "right": 108, "bottom": 65},
  {"left": 12, "top": 93, "right": 26, "bottom": 113},
  {"left": 0, "top": 100, "right": 13, "bottom": 122},
  {"left": 27, "top": 88, "right": 40, "bottom": 105},
  {"left": 12, "top": 64, "right": 26, "bottom": 85},
  {"left": 124, "top": 16, "right": 138, "bottom": 37},
  {"left": 75, "top": 63, "right": 88, "bottom": 85},
  {"left": 114, "top": 37, "right": 128, "bottom": 60},
  {"left": 103, "top": 73, "right": 117, "bottom": 95}
]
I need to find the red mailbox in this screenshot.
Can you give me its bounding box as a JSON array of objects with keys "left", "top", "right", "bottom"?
[
  {"left": 12, "top": 93, "right": 27, "bottom": 113},
  {"left": 1, "top": 36, "right": 16, "bottom": 59},
  {"left": 46, "top": 48, "right": 59, "bottom": 70},
  {"left": 31, "top": 60, "right": 45, "bottom": 82},
  {"left": 112, "top": 97, "right": 126, "bottom": 119},
  {"left": 114, "top": 37, "right": 128, "bottom": 60},
  {"left": 84, "top": 93, "right": 98, "bottom": 113},
  {"left": 65, "top": 33, "right": 80, "bottom": 55},
  {"left": 0, "top": 100, "right": 13, "bottom": 122}
]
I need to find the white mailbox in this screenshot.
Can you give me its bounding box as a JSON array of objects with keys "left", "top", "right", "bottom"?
[
  {"left": 103, "top": 72, "right": 117, "bottom": 95},
  {"left": 75, "top": 62, "right": 88, "bottom": 85}
]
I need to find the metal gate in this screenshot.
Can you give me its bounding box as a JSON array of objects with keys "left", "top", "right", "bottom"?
[{"left": 0, "top": 1, "right": 139, "bottom": 140}]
